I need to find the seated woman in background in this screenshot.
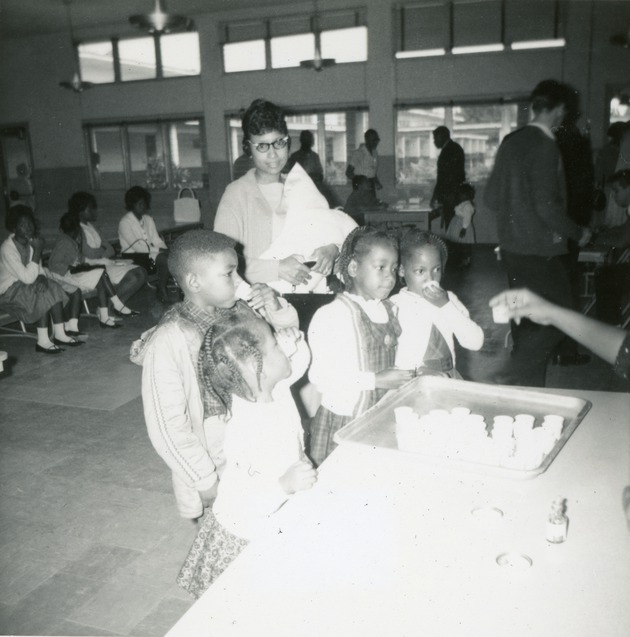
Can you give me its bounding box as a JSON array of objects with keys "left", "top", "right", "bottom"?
[
  {"left": 0, "top": 205, "right": 83, "bottom": 353},
  {"left": 214, "top": 98, "right": 356, "bottom": 295},
  {"left": 489, "top": 288, "right": 629, "bottom": 382},
  {"left": 68, "top": 191, "right": 147, "bottom": 309},
  {"left": 48, "top": 213, "right": 139, "bottom": 329},
  {"left": 118, "top": 186, "right": 172, "bottom": 303}
]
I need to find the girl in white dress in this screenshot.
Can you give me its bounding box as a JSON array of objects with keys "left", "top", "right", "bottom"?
[{"left": 177, "top": 314, "right": 317, "bottom": 598}]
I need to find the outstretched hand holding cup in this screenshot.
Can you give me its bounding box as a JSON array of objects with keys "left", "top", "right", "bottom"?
[{"left": 489, "top": 289, "right": 554, "bottom": 325}]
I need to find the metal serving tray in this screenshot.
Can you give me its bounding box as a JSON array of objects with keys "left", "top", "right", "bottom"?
[{"left": 333, "top": 376, "right": 591, "bottom": 480}]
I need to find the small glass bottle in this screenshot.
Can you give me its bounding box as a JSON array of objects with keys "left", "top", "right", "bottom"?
[{"left": 546, "top": 497, "right": 568, "bottom": 543}]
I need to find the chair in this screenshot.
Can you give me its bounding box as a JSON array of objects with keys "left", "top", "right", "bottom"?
[{"left": 0, "top": 310, "right": 37, "bottom": 340}]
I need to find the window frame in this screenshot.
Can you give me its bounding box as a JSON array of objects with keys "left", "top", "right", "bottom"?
[
  {"left": 221, "top": 12, "right": 368, "bottom": 74},
  {"left": 77, "top": 31, "right": 201, "bottom": 86},
  {"left": 84, "top": 117, "right": 207, "bottom": 191}
]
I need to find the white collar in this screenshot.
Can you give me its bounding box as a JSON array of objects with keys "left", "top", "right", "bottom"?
[{"left": 528, "top": 121, "right": 556, "bottom": 140}]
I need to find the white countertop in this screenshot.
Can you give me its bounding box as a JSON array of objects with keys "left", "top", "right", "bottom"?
[{"left": 167, "top": 388, "right": 630, "bottom": 637}]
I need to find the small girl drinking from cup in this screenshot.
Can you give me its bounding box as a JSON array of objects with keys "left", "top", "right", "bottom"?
[
  {"left": 392, "top": 229, "right": 484, "bottom": 378},
  {"left": 176, "top": 314, "right": 317, "bottom": 599},
  {"left": 307, "top": 226, "right": 414, "bottom": 465}
]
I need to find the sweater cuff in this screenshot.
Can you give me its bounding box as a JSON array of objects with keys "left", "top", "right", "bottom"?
[{"left": 194, "top": 472, "right": 218, "bottom": 494}]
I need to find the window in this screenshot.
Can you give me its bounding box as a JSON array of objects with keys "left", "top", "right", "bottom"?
[
  {"left": 86, "top": 119, "right": 205, "bottom": 191},
  {"left": 222, "top": 11, "right": 367, "bottom": 73},
  {"left": 78, "top": 41, "right": 115, "bottom": 84},
  {"left": 321, "top": 26, "right": 367, "bottom": 63},
  {"left": 395, "top": 0, "right": 564, "bottom": 58},
  {"left": 396, "top": 102, "right": 525, "bottom": 202},
  {"left": 223, "top": 40, "right": 266, "bottom": 73},
  {"left": 271, "top": 33, "right": 315, "bottom": 69},
  {"left": 118, "top": 37, "right": 157, "bottom": 81},
  {"left": 161, "top": 32, "right": 201, "bottom": 77},
  {"left": 77, "top": 33, "right": 200, "bottom": 84},
  {"left": 227, "top": 108, "right": 368, "bottom": 184}
]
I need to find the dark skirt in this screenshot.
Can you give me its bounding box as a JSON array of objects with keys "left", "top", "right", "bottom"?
[
  {"left": 176, "top": 509, "right": 249, "bottom": 599},
  {"left": 0, "top": 279, "right": 68, "bottom": 324},
  {"left": 308, "top": 405, "right": 353, "bottom": 467}
]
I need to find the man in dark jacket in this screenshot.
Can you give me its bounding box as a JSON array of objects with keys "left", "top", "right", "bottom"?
[
  {"left": 431, "top": 126, "right": 465, "bottom": 231},
  {"left": 484, "top": 79, "right": 591, "bottom": 387}
]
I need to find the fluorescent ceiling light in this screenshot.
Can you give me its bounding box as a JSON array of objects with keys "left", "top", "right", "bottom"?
[
  {"left": 452, "top": 43, "right": 504, "bottom": 55},
  {"left": 395, "top": 48, "right": 447, "bottom": 59},
  {"left": 511, "top": 38, "right": 566, "bottom": 50}
]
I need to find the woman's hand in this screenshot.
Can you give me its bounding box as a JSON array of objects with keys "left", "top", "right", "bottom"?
[
  {"left": 310, "top": 244, "right": 339, "bottom": 276},
  {"left": 279, "top": 460, "right": 318, "bottom": 494},
  {"left": 375, "top": 368, "right": 415, "bottom": 389},
  {"left": 489, "top": 288, "right": 554, "bottom": 325},
  {"left": 278, "top": 256, "right": 312, "bottom": 286},
  {"left": 34, "top": 274, "right": 48, "bottom": 293},
  {"left": 248, "top": 283, "right": 281, "bottom": 313},
  {"left": 422, "top": 282, "right": 448, "bottom": 308}
]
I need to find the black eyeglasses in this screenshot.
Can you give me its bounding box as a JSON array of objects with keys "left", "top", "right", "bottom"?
[{"left": 246, "top": 136, "right": 289, "bottom": 153}]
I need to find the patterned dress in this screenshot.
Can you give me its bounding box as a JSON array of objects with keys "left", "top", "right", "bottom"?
[{"left": 309, "top": 294, "right": 400, "bottom": 466}]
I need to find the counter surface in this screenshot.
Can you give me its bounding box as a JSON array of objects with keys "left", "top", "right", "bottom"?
[{"left": 167, "top": 388, "right": 630, "bottom": 637}]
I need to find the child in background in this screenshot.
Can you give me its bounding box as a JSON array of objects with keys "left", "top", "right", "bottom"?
[
  {"left": 445, "top": 182, "right": 476, "bottom": 267},
  {"left": 177, "top": 314, "right": 316, "bottom": 598},
  {"left": 48, "top": 212, "right": 136, "bottom": 329},
  {"left": 392, "top": 229, "right": 484, "bottom": 378},
  {"left": 132, "top": 230, "right": 298, "bottom": 520},
  {"left": 0, "top": 205, "right": 83, "bottom": 353},
  {"left": 307, "top": 227, "right": 414, "bottom": 465}
]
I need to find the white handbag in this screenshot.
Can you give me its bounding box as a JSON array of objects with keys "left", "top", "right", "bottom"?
[{"left": 174, "top": 187, "right": 201, "bottom": 223}]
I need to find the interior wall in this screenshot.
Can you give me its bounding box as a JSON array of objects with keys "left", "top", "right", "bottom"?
[{"left": 0, "top": 0, "right": 629, "bottom": 245}]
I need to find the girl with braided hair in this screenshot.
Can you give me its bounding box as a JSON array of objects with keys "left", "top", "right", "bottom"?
[
  {"left": 177, "top": 314, "right": 316, "bottom": 598},
  {"left": 307, "top": 227, "right": 414, "bottom": 466},
  {"left": 391, "top": 228, "right": 483, "bottom": 377}
]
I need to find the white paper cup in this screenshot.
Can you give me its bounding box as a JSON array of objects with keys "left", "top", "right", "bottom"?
[
  {"left": 492, "top": 304, "right": 511, "bottom": 324},
  {"left": 394, "top": 406, "right": 414, "bottom": 425},
  {"left": 235, "top": 280, "right": 252, "bottom": 301}
]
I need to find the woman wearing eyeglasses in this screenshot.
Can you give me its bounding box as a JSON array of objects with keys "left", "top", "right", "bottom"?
[{"left": 214, "top": 99, "right": 355, "bottom": 294}]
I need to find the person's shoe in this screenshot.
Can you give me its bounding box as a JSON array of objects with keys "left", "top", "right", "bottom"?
[
  {"left": 99, "top": 318, "right": 121, "bottom": 329},
  {"left": 66, "top": 330, "right": 89, "bottom": 342},
  {"left": 36, "top": 343, "right": 64, "bottom": 354},
  {"left": 53, "top": 337, "right": 84, "bottom": 347},
  {"left": 553, "top": 354, "right": 591, "bottom": 366},
  {"left": 112, "top": 306, "right": 141, "bottom": 318}
]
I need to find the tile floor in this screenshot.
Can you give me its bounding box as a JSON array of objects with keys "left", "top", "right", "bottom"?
[{"left": 0, "top": 245, "right": 625, "bottom": 637}]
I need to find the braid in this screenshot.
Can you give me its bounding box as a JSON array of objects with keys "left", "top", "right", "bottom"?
[
  {"left": 198, "top": 325, "right": 233, "bottom": 414},
  {"left": 337, "top": 226, "right": 398, "bottom": 289},
  {"left": 399, "top": 228, "right": 448, "bottom": 267},
  {"left": 197, "top": 314, "right": 267, "bottom": 414}
]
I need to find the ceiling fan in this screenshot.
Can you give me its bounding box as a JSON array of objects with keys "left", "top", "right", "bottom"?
[
  {"left": 59, "top": 0, "right": 93, "bottom": 93},
  {"left": 610, "top": 27, "right": 630, "bottom": 48}
]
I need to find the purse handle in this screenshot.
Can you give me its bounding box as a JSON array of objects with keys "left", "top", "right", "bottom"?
[{"left": 177, "top": 187, "right": 197, "bottom": 199}]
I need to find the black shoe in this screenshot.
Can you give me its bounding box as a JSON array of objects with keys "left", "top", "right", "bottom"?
[
  {"left": 36, "top": 343, "right": 64, "bottom": 354},
  {"left": 99, "top": 319, "right": 121, "bottom": 329},
  {"left": 553, "top": 354, "right": 591, "bottom": 366},
  {"left": 112, "top": 307, "right": 141, "bottom": 318},
  {"left": 53, "top": 338, "right": 84, "bottom": 347},
  {"left": 65, "top": 330, "right": 88, "bottom": 341}
]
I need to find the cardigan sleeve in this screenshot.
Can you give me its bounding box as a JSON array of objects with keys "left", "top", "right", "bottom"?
[
  {"left": 215, "top": 179, "right": 281, "bottom": 283},
  {"left": 441, "top": 292, "right": 485, "bottom": 351},
  {"left": 141, "top": 326, "right": 219, "bottom": 493},
  {"left": 0, "top": 239, "right": 42, "bottom": 287}
]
